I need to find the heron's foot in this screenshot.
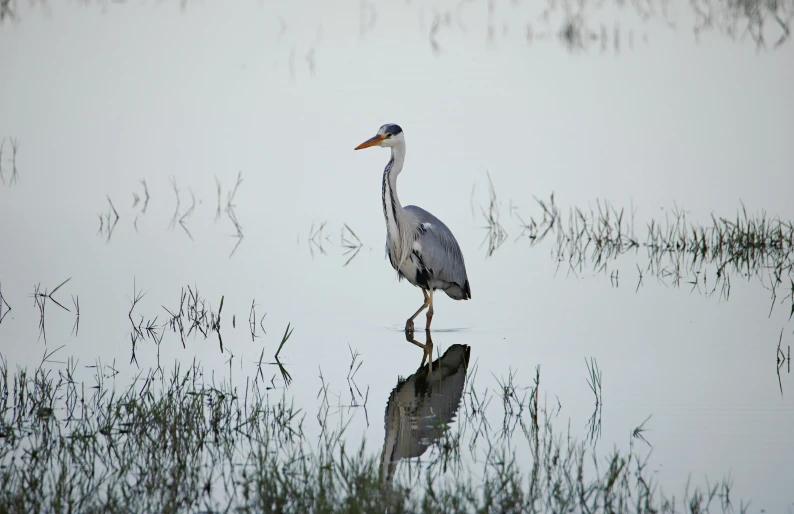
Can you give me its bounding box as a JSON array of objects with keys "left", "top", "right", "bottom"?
[
  {"left": 405, "top": 319, "right": 415, "bottom": 339},
  {"left": 422, "top": 329, "right": 434, "bottom": 374},
  {"left": 421, "top": 344, "right": 434, "bottom": 374}
]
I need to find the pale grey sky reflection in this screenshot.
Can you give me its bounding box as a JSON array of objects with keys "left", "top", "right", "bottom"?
[{"left": 1, "top": 1, "right": 793, "bottom": 511}]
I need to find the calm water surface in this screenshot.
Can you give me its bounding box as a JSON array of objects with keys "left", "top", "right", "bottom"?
[{"left": 1, "top": 1, "right": 793, "bottom": 511}]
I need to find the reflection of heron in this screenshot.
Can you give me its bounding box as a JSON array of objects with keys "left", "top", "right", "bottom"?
[
  {"left": 355, "top": 124, "right": 471, "bottom": 333},
  {"left": 380, "top": 343, "right": 471, "bottom": 484}
]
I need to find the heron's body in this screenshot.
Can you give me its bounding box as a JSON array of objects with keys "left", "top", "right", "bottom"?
[
  {"left": 386, "top": 205, "right": 471, "bottom": 301},
  {"left": 356, "top": 123, "right": 471, "bottom": 331}
]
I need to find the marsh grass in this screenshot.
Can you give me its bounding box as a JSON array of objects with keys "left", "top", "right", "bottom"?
[
  {"left": 0, "top": 137, "right": 20, "bottom": 186},
  {"left": 0, "top": 0, "right": 16, "bottom": 23},
  {"left": 0, "top": 351, "right": 748, "bottom": 513},
  {"left": 101, "top": 172, "right": 245, "bottom": 254},
  {"left": 308, "top": 220, "right": 330, "bottom": 258},
  {"left": 480, "top": 172, "right": 508, "bottom": 257},
  {"left": 216, "top": 171, "right": 245, "bottom": 258},
  {"left": 97, "top": 195, "right": 120, "bottom": 242},
  {"left": 132, "top": 179, "right": 150, "bottom": 211},
  {"left": 393, "top": 0, "right": 792, "bottom": 54},
  {"left": 0, "top": 282, "right": 11, "bottom": 324},
  {"left": 303, "top": 221, "right": 366, "bottom": 266},
  {"left": 123, "top": 280, "right": 296, "bottom": 388},
  {"left": 247, "top": 299, "right": 265, "bottom": 342},
  {"left": 180, "top": 188, "right": 197, "bottom": 239},
  {"left": 585, "top": 357, "right": 603, "bottom": 443},
  {"left": 70, "top": 295, "right": 80, "bottom": 336},
  {"left": 31, "top": 278, "right": 72, "bottom": 343},
  {"left": 345, "top": 344, "right": 368, "bottom": 417},
  {"left": 341, "top": 223, "right": 364, "bottom": 266},
  {"left": 3, "top": 0, "right": 792, "bottom": 53},
  {"left": 132, "top": 179, "right": 151, "bottom": 232},
  {"left": 167, "top": 176, "right": 196, "bottom": 240},
  {"left": 133, "top": 282, "right": 228, "bottom": 360},
  {"left": 517, "top": 193, "right": 794, "bottom": 317},
  {"left": 272, "top": 323, "right": 294, "bottom": 386},
  {"left": 776, "top": 328, "right": 791, "bottom": 395}
]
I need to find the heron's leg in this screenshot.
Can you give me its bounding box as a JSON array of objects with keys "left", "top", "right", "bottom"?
[
  {"left": 405, "top": 327, "right": 433, "bottom": 375},
  {"left": 405, "top": 289, "right": 430, "bottom": 335},
  {"left": 421, "top": 329, "right": 434, "bottom": 374},
  {"left": 425, "top": 289, "right": 435, "bottom": 330}
]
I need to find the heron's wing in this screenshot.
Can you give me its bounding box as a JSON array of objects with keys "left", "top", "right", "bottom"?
[
  {"left": 413, "top": 345, "right": 470, "bottom": 429},
  {"left": 403, "top": 205, "right": 470, "bottom": 296},
  {"left": 414, "top": 366, "right": 467, "bottom": 431}
]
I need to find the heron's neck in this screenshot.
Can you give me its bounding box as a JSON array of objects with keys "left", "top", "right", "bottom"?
[
  {"left": 382, "top": 144, "right": 407, "bottom": 257},
  {"left": 384, "top": 145, "right": 405, "bottom": 204}
]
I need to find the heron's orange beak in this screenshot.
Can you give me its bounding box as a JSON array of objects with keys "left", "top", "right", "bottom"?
[{"left": 354, "top": 134, "right": 386, "bottom": 150}]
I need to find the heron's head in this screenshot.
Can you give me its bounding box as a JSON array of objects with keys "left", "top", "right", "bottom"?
[{"left": 354, "top": 124, "right": 404, "bottom": 150}]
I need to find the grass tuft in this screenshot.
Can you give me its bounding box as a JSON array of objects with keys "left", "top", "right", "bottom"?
[{"left": 516, "top": 193, "right": 794, "bottom": 317}]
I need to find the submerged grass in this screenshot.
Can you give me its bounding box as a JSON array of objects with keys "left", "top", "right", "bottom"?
[{"left": 0, "top": 351, "right": 748, "bottom": 513}]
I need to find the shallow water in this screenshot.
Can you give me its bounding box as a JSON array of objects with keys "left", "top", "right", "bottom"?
[{"left": 1, "top": 1, "right": 794, "bottom": 511}]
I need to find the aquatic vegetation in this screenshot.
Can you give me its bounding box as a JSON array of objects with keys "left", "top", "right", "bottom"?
[
  {"left": 517, "top": 193, "right": 794, "bottom": 317},
  {"left": 2, "top": 0, "right": 790, "bottom": 53},
  {"left": 0, "top": 137, "right": 20, "bottom": 187},
  {"left": 0, "top": 349, "right": 747, "bottom": 513}
]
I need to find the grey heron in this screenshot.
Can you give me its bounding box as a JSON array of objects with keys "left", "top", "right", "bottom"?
[
  {"left": 380, "top": 343, "right": 470, "bottom": 483},
  {"left": 354, "top": 124, "right": 471, "bottom": 333}
]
